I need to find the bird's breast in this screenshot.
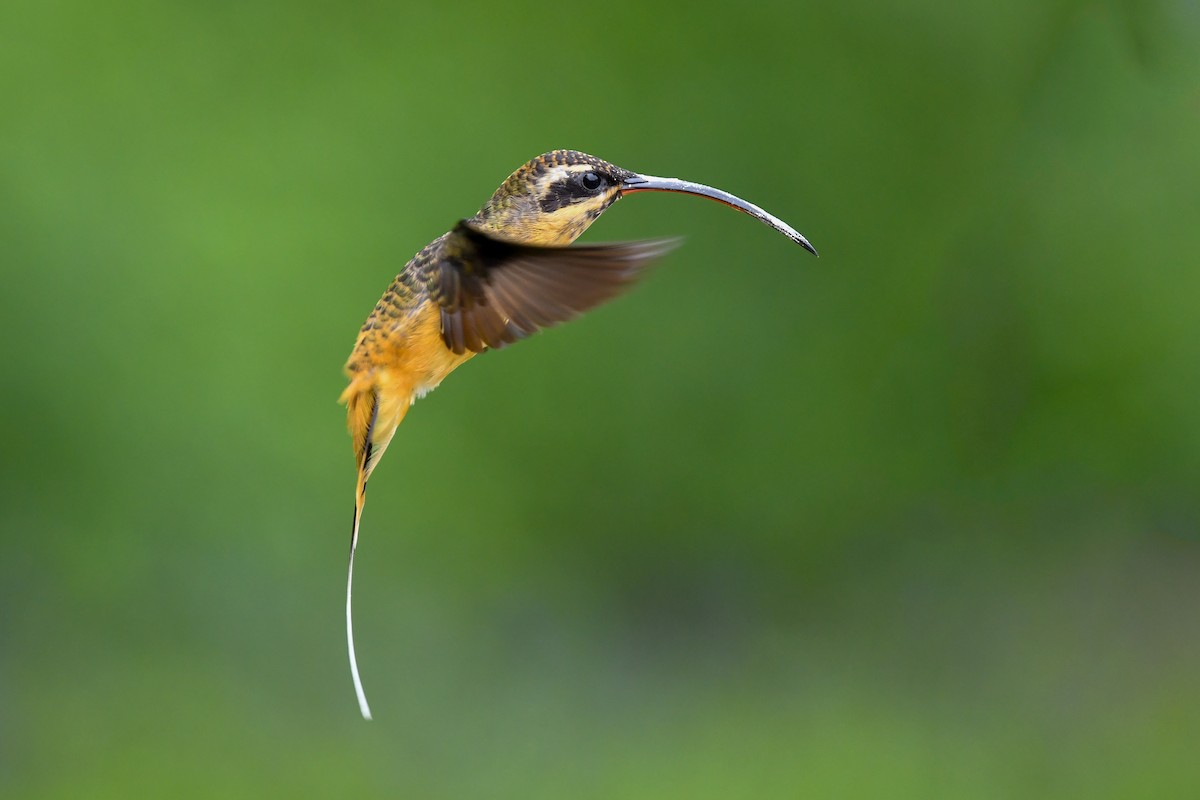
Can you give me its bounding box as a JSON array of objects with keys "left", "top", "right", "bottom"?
[{"left": 343, "top": 297, "right": 475, "bottom": 406}]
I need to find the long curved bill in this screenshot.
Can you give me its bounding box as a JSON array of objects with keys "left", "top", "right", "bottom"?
[{"left": 621, "top": 174, "right": 818, "bottom": 257}]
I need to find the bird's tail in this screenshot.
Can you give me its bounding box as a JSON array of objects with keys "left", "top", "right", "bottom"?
[{"left": 340, "top": 373, "right": 411, "bottom": 721}]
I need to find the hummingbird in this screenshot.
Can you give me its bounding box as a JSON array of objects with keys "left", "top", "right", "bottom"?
[{"left": 339, "top": 149, "right": 817, "bottom": 719}]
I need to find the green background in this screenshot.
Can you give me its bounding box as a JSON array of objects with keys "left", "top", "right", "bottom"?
[{"left": 4, "top": 0, "right": 1199, "bottom": 796}]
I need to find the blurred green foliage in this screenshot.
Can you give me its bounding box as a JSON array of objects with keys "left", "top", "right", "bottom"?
[{"left": 3, "top": 0, "right": 1199, "bottom": 796}]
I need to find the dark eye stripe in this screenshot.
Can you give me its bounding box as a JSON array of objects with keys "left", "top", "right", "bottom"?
[{"left": 539, "top": 172, "right": 608, "bottom": 213}]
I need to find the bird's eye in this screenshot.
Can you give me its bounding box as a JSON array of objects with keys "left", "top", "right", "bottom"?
[{"left": 580, "top": 171, "right": 604, "bottom": 193}]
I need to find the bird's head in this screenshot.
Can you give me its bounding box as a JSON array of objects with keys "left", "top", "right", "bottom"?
[
  {"left": 471, "top": 150, "right": 629, "bottom": 246},
  {"left": 471, "top": 149, "right": 818, "bottom": 254}
]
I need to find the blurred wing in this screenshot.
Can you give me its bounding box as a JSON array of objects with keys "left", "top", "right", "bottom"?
[{"left": 433, "top": 221, "right": 679, "bottom": 355}]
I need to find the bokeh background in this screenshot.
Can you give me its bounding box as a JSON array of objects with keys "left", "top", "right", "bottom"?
[{"left": 3, "top": 0, "right": 1199, "bottom": 796}]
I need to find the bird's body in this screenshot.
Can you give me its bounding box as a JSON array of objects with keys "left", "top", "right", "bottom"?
[
  {"left": 340, "top": 150, "right": 817, "bottom": 719},
  {"left": 341, "top": 233, "right": 464, "bottom": 493}
]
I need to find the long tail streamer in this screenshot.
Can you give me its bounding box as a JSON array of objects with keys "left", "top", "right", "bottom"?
[{"left": 347, "top": 483, "right": 373, "bottom": 720}]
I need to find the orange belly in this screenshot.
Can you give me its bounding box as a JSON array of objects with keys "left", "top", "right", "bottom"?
[
  {"left": 342, "top": 299, "right": 475, "bottom": 407},
  {"left": 403, "top": 302, "right": 476, "bottom": 399}
]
